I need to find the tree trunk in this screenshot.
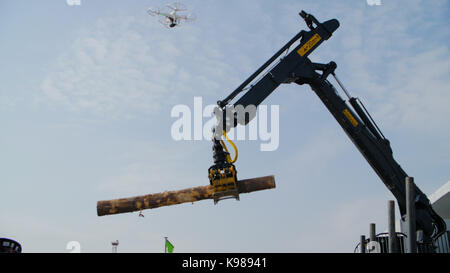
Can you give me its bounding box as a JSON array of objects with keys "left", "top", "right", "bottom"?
[{"left": 97, "top": 175, "right": 275, "bottom": 216}]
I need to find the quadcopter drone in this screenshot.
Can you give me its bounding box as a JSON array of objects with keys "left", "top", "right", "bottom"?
[{"left": 147, "top": 3, "right": 196, "bottom": 28}]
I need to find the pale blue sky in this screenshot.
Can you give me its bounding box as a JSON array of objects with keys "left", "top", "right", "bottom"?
[{"left": 1, "top": 0, "right": 449, "bottom": 252}]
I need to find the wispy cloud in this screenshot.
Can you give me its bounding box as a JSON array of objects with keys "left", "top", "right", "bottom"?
[
  {"left": 375, "top": 46, "right": 450, "bottom": 132},
  {"left": 36, "top": 13, "right": 249, "bottom": 119},
  {"left": 38, "top": 16, "right": 175, "bottom": 118}
]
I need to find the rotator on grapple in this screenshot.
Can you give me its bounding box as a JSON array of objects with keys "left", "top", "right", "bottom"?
[{"left": 208, "top": 126, "right": 239, "bottom": 204}]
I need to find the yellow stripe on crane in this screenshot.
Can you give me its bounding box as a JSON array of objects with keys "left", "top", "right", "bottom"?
[
  {"left": 343, "top": 109, "right": 359, "bottom": 127},
  {"left": 297, "top": 34, "right": 322, "bottom": 56}
]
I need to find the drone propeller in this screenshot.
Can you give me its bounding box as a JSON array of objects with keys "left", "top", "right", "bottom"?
[
  {"left": 167, "top": 2, "right": 187, "bottom": 12},
  {"left": 180, "top": 13, "right": 196, "bottom": 22},
  {"left": 147, "top": 7, "right": 160, "bottom": 16}
]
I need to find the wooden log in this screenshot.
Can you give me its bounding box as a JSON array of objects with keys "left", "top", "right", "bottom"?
[{"left": 97, "top": 175, "right": 275, "bottom": 216}]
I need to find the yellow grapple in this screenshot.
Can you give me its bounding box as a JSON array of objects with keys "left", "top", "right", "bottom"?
[{"left": 209, "top": 164, "right": 239, "bottom": 204}]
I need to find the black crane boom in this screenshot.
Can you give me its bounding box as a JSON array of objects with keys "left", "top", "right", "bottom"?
[{"left": 211, "top": 11, "right": 446, "bottom": 244}]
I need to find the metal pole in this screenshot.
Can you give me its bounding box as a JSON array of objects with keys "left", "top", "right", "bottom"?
[
  {"left": 388, "top": 200, "right": 398, "bottom": 253},
  {"left": 164, "top": 237, "right": 167, "bottom": 253},
  {"left": 360, "top": 235, "right": 366, "bottom": 253},
  {"left": 370, "top": 223, "right": 376, "bottom": 242},
  {"left": 332, "top": 74, "right": 352, "bottom": 100},
  {"left": 406, "top": 177, "right": 417, "bottom": 253},
  {"left": 111, "top": 240, "right": 119, "bottom": 253},
  {"left": 367, "top": 223, "right": 377, "bottom": 253}
]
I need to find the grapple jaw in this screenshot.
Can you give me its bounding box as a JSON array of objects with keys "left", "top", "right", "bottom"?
[{"left": 208, "top": 163, "right": 239, "bottom": 204}]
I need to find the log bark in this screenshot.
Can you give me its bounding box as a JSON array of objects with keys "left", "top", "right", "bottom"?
[{"left": 97, "top": 175, "right": 275, "bottom": 216}]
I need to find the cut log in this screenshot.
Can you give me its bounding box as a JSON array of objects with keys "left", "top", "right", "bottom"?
[{"left": 97, "top": 175, "right": 275, "bottom": 216}]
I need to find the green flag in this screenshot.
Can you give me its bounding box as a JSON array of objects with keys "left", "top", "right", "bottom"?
[{"left": 165, "top": 239, "right": 174, "bottom": 253}]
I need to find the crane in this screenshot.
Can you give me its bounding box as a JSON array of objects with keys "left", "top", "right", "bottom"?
[{"left": 208, "top": 10, "right": 446, "bottom": 247}]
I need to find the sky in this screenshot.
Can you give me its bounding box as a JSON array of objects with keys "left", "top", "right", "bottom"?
[{"left": 0, "top": 0, "right": 449, "bottom": 253}]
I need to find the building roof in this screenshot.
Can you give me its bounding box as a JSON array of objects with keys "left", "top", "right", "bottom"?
[{"left": 429, "top": 181, "right": 450, "bottom": 219}]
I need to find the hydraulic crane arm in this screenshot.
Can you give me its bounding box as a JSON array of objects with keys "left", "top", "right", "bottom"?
[
  {"left": 301, "top": 65, "right": 446, "bottom": 242},
  {"left": 211, "top": 11, "right": 446, "bottom": 243},
  {"left": 218, "top": 11, "right": 339, "bottom": 110}
]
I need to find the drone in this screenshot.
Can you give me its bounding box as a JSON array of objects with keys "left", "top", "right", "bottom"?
[{"left": 147, "top": 3, "right": 195, "bottom": 28}]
